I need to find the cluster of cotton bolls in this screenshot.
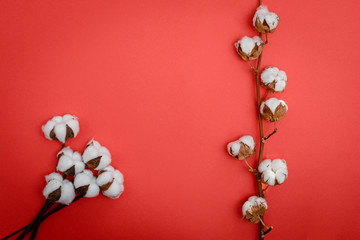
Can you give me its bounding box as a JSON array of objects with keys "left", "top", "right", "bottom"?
[
  {"left": 42, "top": 115, "right": 125, "bottom": 203},
  {"left": 5, "top": 114, "right": 125, "bottom": 240}
]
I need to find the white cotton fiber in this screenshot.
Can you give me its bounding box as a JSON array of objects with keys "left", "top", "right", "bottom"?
[
  {"left": 86, "top": 183, "right": 100, "bottom": 198},
  {"left": 262, "top": 170, "right": 276, "bottom": 186},
  {"left": 227, "top": 141, "right": 241, "bottom": 156},
  {"left": 45, "top": 172, "right": 63, "bottom": 182},
  {"left": 237, "top": 36, "right": 263, "bottom": 55},
  {"left": 58, "top": 180, "right": 75, "bottom": 205},
  {"left": 258, "top": 159, "right": 272, "bottom": 173},
  {"left": 42, "top": 114, "right": 79, "bottom": 143},
  {"left": 261, "top": 67, "right": 287, "bottom": 92},
  {"left": 239, "top": 136, "right": 255, "bottom": 150},
  {"left": 96, "top": 166, "right": 115, "bottom": 186},
  {"left": 82, "top": 139, "right": 112, "bottom": 170},
  {"left": 97, "top": 165, "right": 125, "bottom": 199}
]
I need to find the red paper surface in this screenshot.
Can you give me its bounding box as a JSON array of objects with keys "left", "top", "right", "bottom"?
[{"left": 0, "top": 0, "right": 359, "bottom": 239}]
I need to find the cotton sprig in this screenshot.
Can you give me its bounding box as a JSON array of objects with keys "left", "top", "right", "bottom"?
[
  {"left": 4, "top": 114, "right": 125, "bottom": 240},
  {"left": 227, "top": 1, "right": 288, "bottom": 239}
]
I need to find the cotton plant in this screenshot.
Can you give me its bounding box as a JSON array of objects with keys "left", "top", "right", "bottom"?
[
  {"left": 226, "top": 1, "right": 289, "bottom": 239},
  {"left": 4, "top": 114, "right": 125, "bottom": 240}
]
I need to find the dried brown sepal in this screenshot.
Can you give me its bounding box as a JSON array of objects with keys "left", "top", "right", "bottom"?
[
  {"left": 236, "top": 43, "right": 264, "bottom": 61},
  {"left": 49, "top": 128, "right": 58, "bottom": 141},
  {"left": 261, "top": 104, "right": 287, "bottom": 122},
  {"left": 65, "top": 124, "right": 74, "bottom": 141},
  {"left": 262, "top": 80, "right": 285, "bottom": 93},
  {"left": 254, "top": 19, "right": 278, "bottom": 33},
  {"left": 237, "top": 142, "right": 256, "bottom": 160},
  {"left": 100, "top": 180, "right": 114, "bottom": 191},
  {"left": 47, "top": 187, "right": 61, "bottom": 202},
  {"left": 244, "top": 204, "right": 267, "bottom": 223},
  {"left": 75, "top": 185, "right": 89, "bottom": 196},
  {"left": 85, "top": 156, "right": 102, "bottom": 169},
  {"left": 63, "top": 165, "right": 75, "bottom": 177}
]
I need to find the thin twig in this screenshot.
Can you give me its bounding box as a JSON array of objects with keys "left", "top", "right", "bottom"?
[
  {"left": 244, "top": 159, "right": 255, "bottom": 172},
  {"left": 261, "top": 90, "right": 270, "bottom": 102},
  {"left": 265, "top": 33, "right": 268, "bottom": 44},
  {"left": 264, "top": 227, "right": 273, "bottom": 235},
  {"left": 248, "top": 61, "right": 257, "bottom": 73},
  {"left": 257, "top": 216, "right": 270, "bottom": 229},
  {"left": 262, "top": 121, "right": 278, "bottom": 142},
  {"left": 262, "top": 185, "right": 269, "bottom": 193}
]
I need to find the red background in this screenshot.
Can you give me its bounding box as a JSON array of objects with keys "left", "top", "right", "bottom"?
[{"left": 0, "top": 0, "right": 359, "bottom": 239}]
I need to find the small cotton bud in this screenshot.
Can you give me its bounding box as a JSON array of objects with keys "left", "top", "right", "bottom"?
[
  {"left": 258, "top": 159, "right": 288, "bottom": 186},
  {"left": 242, "top": 196, "right": 268, "bottom": 223},
  {"left": 82, "top": 139, "right": 111, "bottom": 170},
  {"left": 56, "top": 147, "right": 85, "bottom": 177},
  {"left": 74, "top": 170, "right": 100, "bottom": 198},
  {"left": 253, "top": 5, "right": 279, "bottom": 33},
  {"left": 260, "top": 98, "right": 288, "bottom": 122},
  {"left": 235, "top": 36, "right": 264, "bottom": 61},
  {"left": 227, "top": 135, "right": 255, "bottom": 160},
  {"left": 42, "top": 114, "right": 79, "bottom": 143},
  {"left": 96, "top": 166, "right": 124, "bottom": 199},
  {"left": 261, "top": 67, "right": 287, "bottom": 93},
  {"left": 43, "top": 172, "right": 75, "bottom": 205}
]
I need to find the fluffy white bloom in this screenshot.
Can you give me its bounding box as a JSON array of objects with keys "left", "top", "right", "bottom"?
[
  {"left": 96, "top": 166, "right": 124, "bottom": 199},
  {"left": 42, "top": 114, "right": 79, "bottom": 143},
  {"left": 258, "top": 159, "right": 288, "bottom": 186},
  {"left": 227, "top": 135, "right": 255, "bottom": 160},
  {"left": 235, "top": 36, "right": 264, "bottom": 61},
  {"left": 43, "top": 172, "right": 75, "bottom": 205},
  {"left": 253, "top": 5, "right": 279, "bottom": 33},
  {"left": 56, "top": 147, "right": 85, "bottom": 177},
  {"left": 261, "top": 67, "right": 287, "bottom": 92},
  {"left": 242, "top": 196, "right": 268, "bottom": 223},
  {"left": 82, "top": 139, "right": 111, "bottom": 170},
  {"left": 260, "top": 98, "right": 288, "bottom": 122},
  {"left": 74, "top": 170, "right": 100, "bottom": 198}
]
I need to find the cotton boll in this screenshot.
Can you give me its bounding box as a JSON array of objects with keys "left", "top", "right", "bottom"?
[
  {"left": 227, "top": 135, "right": 256, "bottom": 160},
  {"left": 258, "top": 159, "right": 288, "bottom": 186},
  {"left": 235, "top": 36, "right": 264, "bottom": 61},
  {"left": 258, "top": 159, "right": 272, "bottom": 173},
  {"left": 260, "top": 98, "right": 288, "bottom": 122},
  {"left": 43, "top": 173, "right": 75, "bottom": 204},
  {"left": 97, "top": 166, "right": 125, "bottom": 199},
  {"left": 56, "top": 147, "right": 85, "bottom": 177},
  {"left": 253, "top": 5, "right": 279, "bottom": 33},
  {"left": 42, "top": 114, "right": 79, "bottom": 143},
  {"left": 74, "top": 170, "right": 100, "bottom": 198},
  {"left": 242, "top": 196, "right": 268, "bottom": 223},
  {"left": 82, "top": 140, "right": 112, "bottom": 170},
  {"left": 261, "top": 67, "right": 288, "bottom": 93}
]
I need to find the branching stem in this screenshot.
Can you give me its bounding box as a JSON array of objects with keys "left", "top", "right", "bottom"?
[
  {"left": 244, "top": 159, "right": 255, "bottom": 172},
  {"left": 262, "top": 121, "right": 278, "bottom": 142}
]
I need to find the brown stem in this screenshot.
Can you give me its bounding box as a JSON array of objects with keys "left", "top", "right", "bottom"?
[
  {"left": 261, "top": 90, "right": 269, "bottom": 102},
  {"left": 255, "top": 29, "right": 266, "bottom": 240}
]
